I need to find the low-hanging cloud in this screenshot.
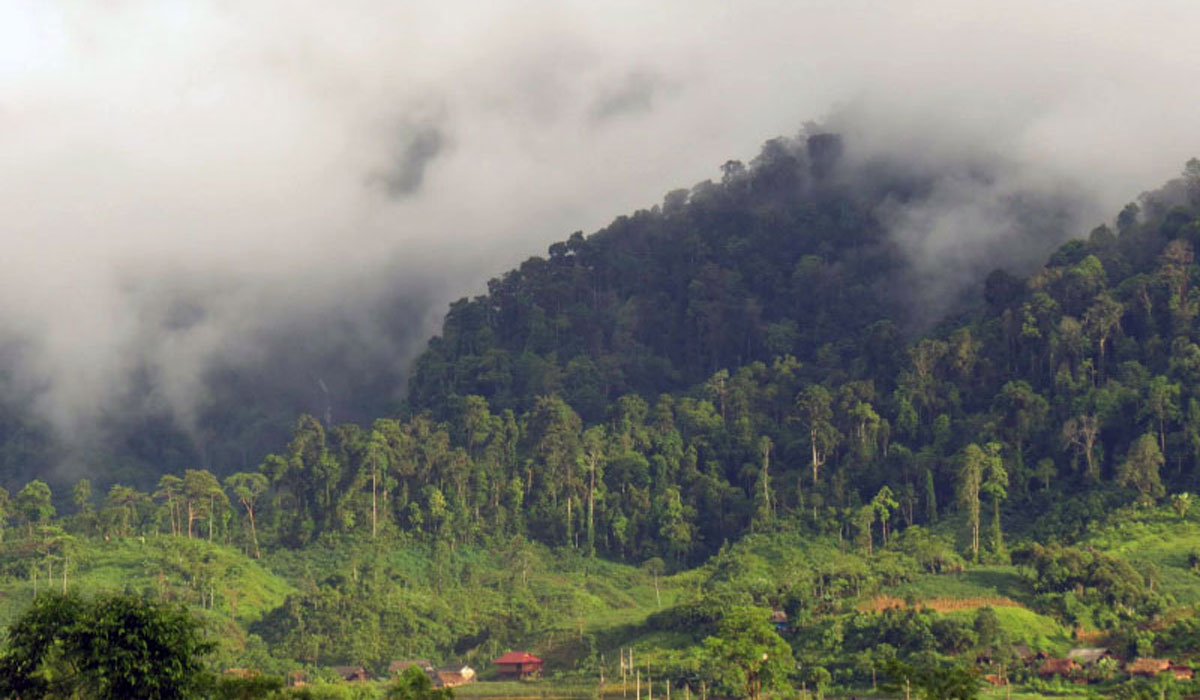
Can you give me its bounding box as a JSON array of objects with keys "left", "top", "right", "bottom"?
[
  {"left": 589, "top": 69, "right": 666, "bottom": 123},
  {"left": 3, "top": 0, "right": 1200, "bottom": 477},
  {"left": 371, "top": 120, "right": 449, "bottom": 198}
]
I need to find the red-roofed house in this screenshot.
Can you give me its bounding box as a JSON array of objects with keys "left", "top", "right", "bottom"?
[{"left": 494, "top": 651, "right": 543, "bottom": 680}]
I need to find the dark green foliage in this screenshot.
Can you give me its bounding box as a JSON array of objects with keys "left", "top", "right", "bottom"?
[
  {"left": 214, "top": 674, "right": 285, "bottom": 700},
  {"left": 882, "top": 658, "right": 980, "bottom": 700},
  {"left": 972, "top": 606, "right": 1003, "bottom": 650},
  {"left": 406, "top": 135, "right": 908, "bottom": 422},
  {"left": 386, "top": 665, "right": 454, "bottom": 700},
  {"left": 1015, "top": 542, "right": 1163, "bottom": 620},
  {"left": 0, "top": 592, "right": 213, "bottom": 700},
  {"left": 842, "top": 607, "right": 975, "bottom": 657},
  {"left": 701, "top": 606, "right": 792, "bottom": 699}
]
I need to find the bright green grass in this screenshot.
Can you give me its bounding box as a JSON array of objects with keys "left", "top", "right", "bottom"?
[
  {"left": 943, "top": 606, "right": 1073, "bottom": 653},
  {"left": 891, "top": 565, "right": 1030, "bottom": 604},
  {"left": 1084, "top": 506, "right": 1200, "bottom": 605},
  {"left": 978, "top": 691, "right": 1089, "bottom": 700},
  {"left": 0, "top": 536, "right": 294, "bottom": 628}
]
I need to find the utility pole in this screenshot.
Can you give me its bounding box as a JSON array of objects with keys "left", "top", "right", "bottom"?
[{"left": 622, "top": 649, "right": 627, "bottom": 697}]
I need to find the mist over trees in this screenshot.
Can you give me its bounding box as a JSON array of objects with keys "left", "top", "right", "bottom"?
[
  {"left": 0, "top": 129, "right": 1094, "bottom": 503},
  {"left": 3, "top": 135, "right": 1199, "bottom": 568}
]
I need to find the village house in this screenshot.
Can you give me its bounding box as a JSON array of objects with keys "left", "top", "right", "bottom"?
[
  {"left": 389, "top": 660, "right": 435, "bottom": 677},
  {"left": 494, "top": 651, "right": 544, "bottom": 680},
  {"left": 1170, "top": 664, "right": 1194, "bottom": 680},
  {"left": 436, "top": 665, "right": 477, "bottom": 688},
  {"left": 1037, "top": 658, "right": 1080, "bottom": 679},
  {"left": 1127, "top": 658, "right": 1172, "bottom": 677}
]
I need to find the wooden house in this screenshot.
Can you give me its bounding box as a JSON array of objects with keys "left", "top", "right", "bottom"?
[
  {"left": 389, "top": 660, "right": 435, "bottom": 677},
  {"left": 1128, "top": 658, "right": 1172, "bottom": 677},
  {"left": 332, "top": 666, "right": 372, "bottom": 682},
  {"left": 436, "top": 665, "right": 477, "bottom": 688},
  {"left": 1171, "top": 664, "right": 1194, "bottom": 680},
  {"left": 286, "top": 670, "right": 308, "bottom": 688},
  {"left": 1038, "top": 658, "right": 1080, "bottom": 678},
  {"left": 494, "top": 651, "right": 544, "bottom": 680}
]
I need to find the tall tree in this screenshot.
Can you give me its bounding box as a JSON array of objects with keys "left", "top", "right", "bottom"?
[
  {"left": 15, "top": 480, "right": 54, "bottom": 538},
  {"left": 182, "top": 470, "right": 228, "bottom": 540},
  {"left": 795, "top": 385, "right": 841, "bottom": 486},
  {"left": 225, "top": 472, "right": 268, "bottom": 558},
  {"left": 1117, "top": 433, "right": 1166, "bottom": 505},
  {"left": 980, "top": 445, "right": 1008, "bottom": 555},
  {"left": 957, "top": 445, "right": 986, "bottom": 560},
  {"left": 103, "top": 485, "right": 144, "bottom": 538},
  {"left": 871, "top": 485, "right": 898, "bottom": 547},
  {"left": 1140, "top": 375, "right": 1181, "bottom": 455},
  {"left": 1062, "top": 414, "right": 1102, "bottom": 481},
  {"left": 154, "top": 475, "right": 184, "bottom": 537},
  {"left": 579, "top": 425, "right": 607, "bottom": 556}
]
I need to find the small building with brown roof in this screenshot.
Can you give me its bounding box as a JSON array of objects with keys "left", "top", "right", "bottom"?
[
  {"left": 1038, "top": 658, "right": 1080, "bottom": 678},
  {"left": 1170, "top": 664, "right": 1194, "bottom": 680},
  {"left": 389, "top": 660, "right": 435, "bottom": 677},
  {"left": 1128, "top": 658, "right": 1172, "bottom": 677},
  {"left": 436, "top": 665, "right": 476, "bottom": 688},
  {"left": 494, "top": 651, "right": 543, "bottom": 680}
]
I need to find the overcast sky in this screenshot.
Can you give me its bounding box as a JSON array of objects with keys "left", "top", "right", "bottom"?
[{"left": 3, "top": 0, "right": 1200, "bottom": 434}]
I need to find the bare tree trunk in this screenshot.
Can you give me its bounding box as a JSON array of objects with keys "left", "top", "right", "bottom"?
[
  {"left": 811, "top": 432, "right": 820, "bottom": 484},
  {"left": 246, "top": 504, "right": 261, "bottom": 559},
  {"left": 588, "top": 457, "right": 596, "bottom": 556}
]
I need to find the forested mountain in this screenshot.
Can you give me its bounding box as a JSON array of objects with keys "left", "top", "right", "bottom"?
[
  {"left": 3, "top": 132, "right": 1200, "bottom": 695},
  {"left": 9, "top": 133, "right": 1200, "bottom": 565},
  {"left": 407, "top": 133, "right": 908, "bottom": 421}
]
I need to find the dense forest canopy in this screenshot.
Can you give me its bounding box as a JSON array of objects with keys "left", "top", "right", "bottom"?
[{"left": 4, "top": 135, "right": 1200, "bottom": 564}]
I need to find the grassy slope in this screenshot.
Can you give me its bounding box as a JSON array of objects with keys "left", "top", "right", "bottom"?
[
  {"left": 1085, "top": 505, "right": 1200, "bottom": 606},
  {"left": 0, "top": 503, "right": 1194, "bottom": 688},
  {"left": 0, "top": 535, "right": 295, "bottom": 670},
  {"left": 0, "top": 536, "right": 293, "bottom": 625}
]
